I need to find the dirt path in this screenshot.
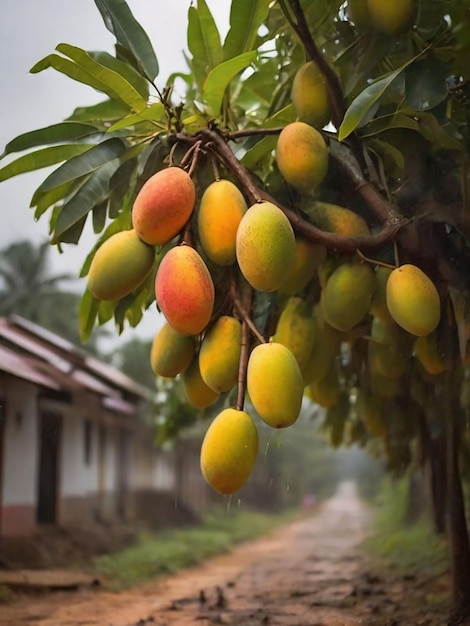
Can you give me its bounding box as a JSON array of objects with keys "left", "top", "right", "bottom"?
[{"left": 0, "top": 482, "right": 450, "bottom": 625}]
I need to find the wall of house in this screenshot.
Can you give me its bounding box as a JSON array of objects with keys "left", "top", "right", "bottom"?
[{"left": 0, "top": 375, "right": 39, "bottom": 535}]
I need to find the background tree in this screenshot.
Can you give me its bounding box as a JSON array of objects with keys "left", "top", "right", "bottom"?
[{"left": 1, "top": 0, "right": 470, "bottom": 620}]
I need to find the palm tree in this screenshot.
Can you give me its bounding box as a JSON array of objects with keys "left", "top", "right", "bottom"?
[{"left": 0, "top": 239, "right": 105, "bottom": 352}]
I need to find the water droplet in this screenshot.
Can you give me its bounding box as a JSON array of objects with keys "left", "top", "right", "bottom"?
[{"left": 225, "top": 494, "right": 232, "bottom": 514}]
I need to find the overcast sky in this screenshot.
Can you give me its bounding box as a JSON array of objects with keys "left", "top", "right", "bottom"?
[{"left": 0, "top": 1, "right": 230, "bottom": 344}]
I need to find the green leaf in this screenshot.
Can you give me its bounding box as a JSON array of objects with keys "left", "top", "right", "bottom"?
[
  {"left": 56, "top": 44, "right": 148, "bottom": 111},
  {"left": 92, "top": 199, "right": 108, "bottom": 233},
  {"left": 188, "top": 0, "right": 223, "bottom": 88},
  {"left": 53, "top": 160, "right": 121, "bottom": 238},
  {"left": 405, "top": 57, "right": 449, "bottom": 111},
  {"left": 108, "top": 157, "right": 138, "bottom": 218},
  {"left": 203, "top": 51, "right": 257, "bottom": 113},
  {"left": 339, "top": 70, "right": 405, "bottom": 141},
  {"left": 33, "top": 177, "right": 89, "bottom": 219},
  {"left": 223, "top": 0, "right": 271, "bottom": 59},
  {"left": 1, "top": 122, "right": 99, "bottom": 158},
  {"left": 35, "top": 138, "right": 127, "bottom": 194},
  {"left": 94, "top": 0, "right": 159, "bottom": 80},
  {"left": 0, "top": 144, "right": 92, "bottom": 183},
  {"left": 79, "top": 287, "right": 101, "bottom": 343},
  {"left": 88, "top": 50, "right": 149, "bottom": 98},
  {"left": 68, "top": 98, "right": 130, "bottom": 123},
  {"left": 106, "top": 102, "right": 165, "bottom": 132}
]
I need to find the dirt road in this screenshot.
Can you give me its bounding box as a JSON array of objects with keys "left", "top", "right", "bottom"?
[{"left": 0, "top": 482, "right": 450, "bottom": 625}]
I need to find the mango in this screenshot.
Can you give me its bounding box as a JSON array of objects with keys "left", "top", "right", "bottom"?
[
  {"left": 182, "top": 356, "right": 219, "bottom": 408},
  {"left": 355, "top": 389, "right": 387, "bottom": 438},
  {"left": 272, "top": 297, "right": 316, "bottom": 372},
  {"left": 199, "top": 315, "right": 242, "bottom": 393},
  {"left": 302, "top": 307, "right": 342, "bottom": 384},
  {"left": 278, "top": 237, "right": 326, "bottom": 296},
  {"left": 200, "top": 408, "right": 258, "bottom": 495},
  {"left": 150, "top": 322, "right": 195, "bottom": 378},
  {"left": 307, "top": 367, "right": 341, "bottom": 408},
  {"left": 155, "top": 244, "right": 215, "bottom": 336},
  {"left": 367, "top": 0, "right": 416, "bottom": 36},
  {"left": 370, "top": 266, "right": 395, "bottom": 324},
  {"left": 321, "top": 262, "right": 376, "bottom": 331},
  {"left": 291, "top": 61, "right": 331, "bottom": 129},
  {"left": 414, "top": 331, "right": 447, "bottom": 375},
  {"left": 346, "top": 0, "right": 371, "bottom": 30},
  {"left": 276, "top": 121, "right": 328, "bottom": 195},
  {"left": 236, "top": 201, "right": 295, "bottom": 292},
  {"left": 247, "top": 342, "right": 304, "bottom": 428},
  {"left": 132, "top": 166, "right": 195, "bottom": 245},
  {"left": 87, "top": 229, "right": 155, "bottom": 301},
  {"left": 308, "top": 201, "right": 370, "bottom": 237},
  {"left": 197, "top": 179, "right": 248, "bottom": 266},
  {"left": 386, "top": 264, "right": 440, "bottom": 337},
  {"left": 368, "top": 316, "right": 412, "bottom": 379}
]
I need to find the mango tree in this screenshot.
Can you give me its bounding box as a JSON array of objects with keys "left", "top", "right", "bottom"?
[{"left": 2, "top": 0, "right": 470, "bottom": 619}]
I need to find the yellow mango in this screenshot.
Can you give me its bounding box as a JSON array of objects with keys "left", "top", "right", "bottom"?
[
  {"left": 386, "top": 264, "right": 440, "bottom": 337},
  {"left": 236, "top": 201, "right": 295, "bottom": 292},
  {"left": 87, "top": 229, "right": 155, "bottom": 301},
  {"left": 291, "top": 61, "right": 331, "bottom": 129},
  {"left": 355, "top": 389, "right": 387, "bottom": 438},
  {"left": 321, "top": 262, "right": 376, "bottom": 331},
  {"left": 307, "top": 367, "right": 341, "bottom": 408},
  {"left": 150, "top": 322, "right": 195, "bottom": 378},
  {"left": 199, "top": 315, "right": 242, "bottom": 393},
  {"left": 272, "top": 297, "right": 316, "bottom": 372},
  {"left": 278, "top": 237, "right": 326, "bottom": 296},
  {"left": 302, "top": 308, "right": 342, "bottom": 384},
  {"left": 197, "top": 179, "right": 248, "bottom": 266},
  {"left": 308, "top": 201, "right": 370, "bottom": 237},
  {"left": 414, "top": 331, "right": 447, "bottom": 375},
  {"left": 247, "top": 342, "right": 304, "bottom": 428},
  {"left": 200, "top": 408, "right": 258, "bottom": 495},
  {"left": 276, "top": 121, "right": 328, "bottom": 195},
  {"left": 368, "top": 316, "right": 412, "bottom": 379},
  {"left": 370, "top": 266, "right": 395, "bottom": 324},
  {"left": 182, "top": 356, "right": 219, "bottom": 409},
  {"left": 346, "top": 0, "right": 372, "bottom": 30},
  {"left": 367, "top": 0, "right": 416, "bottom": 37}
]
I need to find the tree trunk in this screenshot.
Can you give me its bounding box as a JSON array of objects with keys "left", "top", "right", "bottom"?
[
  {"left": 429, "top": 433, "right": 447, "bottom": 535},
  {"left": 446, "top": 391, "right": 470, "bottom": 622}
]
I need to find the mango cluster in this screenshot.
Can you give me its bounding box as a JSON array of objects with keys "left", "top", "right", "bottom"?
[{"left": 85, "top": 51, "right": 442, "bottom": 496}]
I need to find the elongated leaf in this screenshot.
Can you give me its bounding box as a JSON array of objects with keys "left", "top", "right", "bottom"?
[
  {"left": 223, "top": 0, "right": 271, "bottom": 60},
  {"left": 339, "top": 72, "right": 404, "bottom": 141},
  {"left": 79, "top": 287, "right": 101, "bottom": 343},
  {"left": 89, "top": 50, "right": 149, "bottom": 98},
  {"left": 106, "top": 102, "right": 165, "bottom": 132},
  {"left": 53, "top": 160, "right": 120, "bottom": 237},
  {"left": 35, "top": 138, "right": 127, "bottom": 194},
  {"left": 68, "top": 98, "right": 130, "bottom": 123},
  {"left": 92, "top": 199, "right": 108, "bottom": 233},
  {"left": 405, "top": 57, "right": 448, "bottom": 111},
  {"left": 1, "top": 122, "right": 99, "bottom": 158},
  {"left": 188, "top": 0, "right": 223, "bottom": 89},
  {"left": 56, "top": 44, "right": 148, "bottom": 111},
  {"left": 0, "top": 144, "right": 91, "bottom": 183},
  {"left": 33, "top": 177, "right": 90, "bottom": 218},
  {"left": 338, "top": 49, "right": 427, "bottom": 141},
  {"left": 203, "top": 51, "right": 257, "bottom": 113},
  {"left": 94, "top": 0, "right": 159, "bottom": 80}
]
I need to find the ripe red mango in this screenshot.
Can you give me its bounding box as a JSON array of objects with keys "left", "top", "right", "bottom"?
[
  {"left": 132, "top": 166, "right": 196, "bottom": 245},
  {"left": 155, "top": 245, "right": 215, "bottom": 336}
]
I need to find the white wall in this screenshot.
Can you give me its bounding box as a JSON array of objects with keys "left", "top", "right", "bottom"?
[{"left": 1, "top": 377, "right": 39, "bottom": 506}]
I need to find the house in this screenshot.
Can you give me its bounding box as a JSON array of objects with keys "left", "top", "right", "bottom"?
[{"left": 0, "top": 315, "right": 207, "bottom": 538}]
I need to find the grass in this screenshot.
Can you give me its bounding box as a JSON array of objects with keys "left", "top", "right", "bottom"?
[
  {"left": 363, "top": 476, "right": 449, "bottom": 578},
  {"left": 94, "top": 507, "right": 298, "bottom": 589}
]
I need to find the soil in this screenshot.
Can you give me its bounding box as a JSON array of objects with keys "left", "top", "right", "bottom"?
[{"left": 0, "top": 482, "right": 455, "bottom": 626}]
